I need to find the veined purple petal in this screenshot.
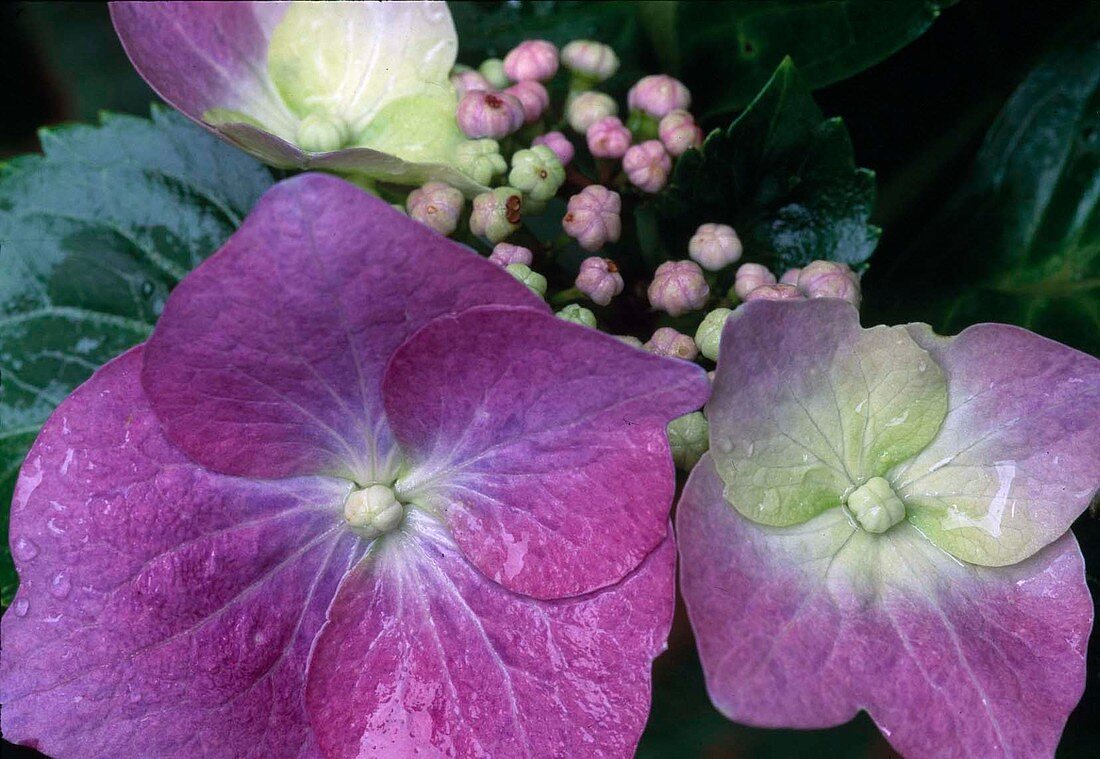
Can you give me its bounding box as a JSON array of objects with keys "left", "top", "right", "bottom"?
[
  {"left": 142, "top": 173, "right": 544, "bottom": 482},
  {"left": 0, "top": 348, "right": 360, "bottom": 758},
  {"left": 305, "top": 510, "right": 676, "bottom": 759},
  {"left": 678, "top": 455, "right": 1092, "bottom": 759},
  {"left": 382, "top": 306, "right": 708, "bottom": 599}
]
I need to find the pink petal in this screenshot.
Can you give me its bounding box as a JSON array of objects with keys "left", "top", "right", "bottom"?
[
  {"left": 0, "top": 348, "right": 360, "bottom": 758},
  {"left": 305, "top": 510, "right": 676, "bottom": 758},
  {"left": 382, "top": 306, "right": 708, "bottom": 598},
  {"left": 142, "top": 173, "right": 543, "bottom": 481},
  {"left": 678, "top": 455, "right": 1092, "bottom": 758}
]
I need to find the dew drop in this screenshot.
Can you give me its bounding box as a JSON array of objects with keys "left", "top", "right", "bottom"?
[
  {"left": 13, "top": 537, "right": 39, "bottom": 561},
  {"left": 13, "top": 598, "right": 29, "bottom": 617},
  {"left": 49, "top": 572, "right": 71, "bottom": 600}
]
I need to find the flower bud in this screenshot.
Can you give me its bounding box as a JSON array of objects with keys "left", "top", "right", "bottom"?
[
  {"left": 779, "top": 268, "right": 801, "bottom": 286},
  {"left": 343, "top": 485, "right": 405, "bottom": 538},
  {"left": 296, "top": 111, "right": 350, "bottom": 152},
  {"left": 505, "top": 263, "right": 547, "bottom": 297},
  {"left": 489, "top": 242, "right": 533, "bottom": 267},
  {"left": 648, "top": 260, "right": 709, "bottom": 317},
  {"left": 454, "top": 139, "right": 507, "bottom": 185},
  {"left": 406, "top": 182, "right": 464, "bottom": 236},
  {"left": 503, "top": 40, "right": 559, "bottom": 82},
  {"left": 658, "top": 109, "right": 703, "bottom": 157},
  {"left": 509, "top": 145, "right": 566, "bottom": 201},
  {"left": 688, "top": 223, "right": 742, "bottom": 271},
  {"left": 744, "top": 283, "right": 804, "bottom": 301},
  {"left": 556, "top": 303, "right": 598, "bottom": 328},
  {"left": 504, "top": 81, "right": 550, "bottom": 124},
  {"left": 456, "top": 90, "right": 524, "bottom": 139},
  {"left": 797, "top": 261, "right": 861, "bottom": 307},
  {"left": 561, "top": 40, "right": 619, "bottom": 83},
  {"left": 532, "top": 131, "right": 575, "bottom": 166},
  {"left": 451, "top": 68, "right": 494, "bottom": 98},
  {"left": 478, "top": 58, "right": 510, "bottom": 89},
  {"left": 667, "top": 411, "right": 709, "bottom": 470},
  {"left": 645, "top": 326, "right": 699, "bottom": 360},
  {"left": 732, "top": 262, "right": 777, "bottom": 300},
  {"left": 628, "top": 74, "right": 691, "bottom": 118},
  {"left": 586, "top": 116, "right": 632, "bottom": 159},
  {"left": 622, "top": 140, "right": 672, "bottom": 193},
  {"left": 616, "top": 335, "right": 644, "bottom": 348},
  {"left": 563, "top": 185, "right": 622, "bottom": 251},
  {"left": 566, "top": 91, "right": 618, "bottom": 133},
  {"left": 470, "top": 187, "right": 523, "bottom": 243},
  {"left": 575, "top": 256, "right": 624, "bottom": 305},
  {"left": 694, "top": 307, "right": 733, "bottom": 361},
  {"left": 626, "top": 110, "right": 660, "bottom": 142}
]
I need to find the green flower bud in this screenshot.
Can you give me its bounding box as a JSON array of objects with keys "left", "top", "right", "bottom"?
[
  {"left": 296, "top": 111, "right": 351, "bottom": 152},
  {"left": 694, "top": 307, "right": 733, "bottom": 362},
  {"left": 667, "top": 412, "right": 709, "bottom": 471},
  {"left": 470, "top": 187, "right": 523, "bottom": 243},
  {"left": 455, "top": 139, "right": 508, "bottom": 185},
  {"left": 508, "top": 145, "right": 566, "bottom": 202},
  {"left": 615, "top": 335, "right": 645, "bottom": 348},
  {"left": 505, "top": 263, "right": 548, "bottom": 297},
  {"left": 626, "top": 109, "right": 659, "bottom": 142},
  {"left": 479, "top": 58, "right": 510, "bottom": 89},
  {"left": 555, "top": 303, "right": 597, "bottom": 328}
]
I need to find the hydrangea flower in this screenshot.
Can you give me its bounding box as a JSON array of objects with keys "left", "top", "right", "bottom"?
[
  {"left": 678, "top": 298, "right": 1099, "bottom": 758},
  {"left": 111, "top": 1, "right": 494, "bottom": 195},
  {"left": 0, "top": 174, "right": 709, "bottom": 757}
]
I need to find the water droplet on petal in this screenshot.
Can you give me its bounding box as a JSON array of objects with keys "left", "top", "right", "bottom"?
[
  {"left": 13, "top": 537, "right": 39, "bottom": 561},
  {"left": 13, "top": 598, "right": 29, "bottom": 617},
  {"left": 50, "top": 572, "right": 71, "bottom": 599}
]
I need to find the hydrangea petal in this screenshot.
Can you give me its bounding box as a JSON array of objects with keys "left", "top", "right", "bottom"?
[
  {"left": 305, "top": 510, "right": 675, "bottom": 758},
  {"left": 708, "top": 299, "right": 947, "bottom": 526},
  {"left": 382, "top": 306, "right": 708, "bottom": 599},
  {"left": 893, "top": 323, "right": 1100, "bottom": 566},
  {"left": 142, "top": 173, "right": 543, "bottom": 481},
  {"left": 678, "top": 455, "right": 1092, "bottom": 759},
  {"left": 0, "top": 348, "right": 361, "bottom": 758}
]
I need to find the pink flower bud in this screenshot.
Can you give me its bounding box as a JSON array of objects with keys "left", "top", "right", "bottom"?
[
  {"left": 645, "top": 327, "right": 699, "bottom": 360},
  {"left": 779, "top": 268, "right": 801, "bottom": 285},
  {"left": 566, "top": 91, "right": 618, "bottom": 133},
  {"left": 586, "top": 116, "right": 632, "bottom": 159},
  {"left": 575, "top": 256, "right": 624, "bottom": 305},
  {"left": 628, "top": 74, "right": 691, "bottom": 118},
  {"left": 797, "top": 261, "right": 861, "bottom": 306},
  {"left": 744, "top": 283, "right": 805, "bottom": 302},
  {"left": 504, "top": 81, "right": 550, "bottom": 124},
  {"left": 561, "top": 40, "right": 619, "bottom": 82},
  {"left": 451, "top": 69, "right": 494, "bottom": 98},
  {"left": 688, "top": 223, "right": 742, "bottom": 271},
  {"left": 406, "top": 182, "right": 464, "bottom": 236},
  {"left": 733, "top": 263, "right": 777, "bottom": 300},
  {"left": 456, "top": 90, "right": 524, "bottom": 139},
  {"left": 563, "top": 185, "right": 621, "bottom": 251},
  {"left": 503, "top": 40, "right": 559, "bottom": 82},
  {"left": 489, "top": 242, "right": 534, "bottom": 267},
  {"left": 648, "top": 260, "right": 710, "bottom": 316},
  {"left": 658, "top": 109, "right": 703, "bottom": 156},
  {"left": 622, "top": 140, "right": 672, "bottom": 193},
  {"left": 532, "top": 131, "right": 575, "bottom": 166}
]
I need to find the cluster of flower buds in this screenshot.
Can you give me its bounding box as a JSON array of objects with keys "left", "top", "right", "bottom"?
[{"left": 734, "top": 259, "right": 861, "bottom": 307}]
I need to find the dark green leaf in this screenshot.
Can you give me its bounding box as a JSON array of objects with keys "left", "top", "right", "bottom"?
[
  {"left": 642, "top": 0, "right": 956, "bottom": 118},
  {"left": 0, "top": 106, "right": 274, "bottom": 604},
  {"left": 643, "top": 58, "right": 879, "bottom": 277},
  {"left": 868, "top": 28, "right": 1100, "bottom": 355}
]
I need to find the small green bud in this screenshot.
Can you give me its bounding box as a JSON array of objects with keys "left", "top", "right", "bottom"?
[
  {"left": 296, "top": 111, "right": 351, "bottom": 152},
  {"left": 615, "top": 335, "right": 645, "bottom": 348},
  {"left": 455, "top": 139, "right": 508, "bottom": 185},
  {"left": 509, "top": 145, "right": 566, "bottom": 202},
  {"left": 694, "top": 307, "right": 733, "bottom": 361},
  {"left": 470, "top": 187, "right": 523, "bottom": 243},
  {"left": 555, "top": 304, "right": 597, "bottom": 328},
  {"left": 626, "top": 109, "right": 659, "bottom": 142},
  {"left": 667, "top": 412, "right": 709, "bottom": 471},
  {"left": 846, "top": 477, "right": 906, "bottom": 533},
  {"left": 479, "top": 58, "right": 510, "bottom": 89},
  {"left": 505, "top": 263, "right": 548, "bottom": 297}
]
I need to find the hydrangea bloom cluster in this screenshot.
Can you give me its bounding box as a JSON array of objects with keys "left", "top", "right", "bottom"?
[{"left": 0, "top": 175, "right": 708, "bottom": 757}]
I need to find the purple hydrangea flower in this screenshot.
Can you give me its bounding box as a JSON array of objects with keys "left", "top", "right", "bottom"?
[
  {"left": 678, "top": 298, "right": 1099, "bottom": 758},
  {"left": 575, "top": 256, "right": 625, "bottom": 305},
  {"left": 622, "top": 140, "right": 672, "bottom": 193},
  {"left": 563, "top": 185, "right": 622, "bottom": 251},
  {"left": 0, "top": 175, "right": 708, "bottom": 757},
  {"left": 489, "top": 242, "right": 534, "bottom": 267},
  {"left": 586, "top": 116, "right": 633, "bottom": 159},
  {"left": 503, "top": 40, "right": 559, "bottom": 83},
  {"left": 503, "top": 80, "right": 550, "bottom": 124},
  {"left": 456, "top": 90, "right": 525, "bottom": 139}
]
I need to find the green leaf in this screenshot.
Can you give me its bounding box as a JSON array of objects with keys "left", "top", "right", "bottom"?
[
  {"left": 641, "top": 0, "right": 956, "bottom": 118},
  {"left": 0, "top": 106, "right": 274, "bottom": 605},
  {"left": 643, "top": 58, "right": 879, "bottom": 276},
  {"left": 869, "top": 28, "right": 1100, "bottom": 356}
]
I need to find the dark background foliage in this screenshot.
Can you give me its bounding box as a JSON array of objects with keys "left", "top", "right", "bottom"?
[{"left": 1, "top": 1, "right": 1097, "bottom": 756}]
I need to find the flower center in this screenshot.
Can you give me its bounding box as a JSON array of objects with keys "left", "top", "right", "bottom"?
[
  {"left": 845, "top": 477, "right": 905, "bottom": 533},
  {"left": 343, "top": 484, "right": 406, "bottom": 538}
]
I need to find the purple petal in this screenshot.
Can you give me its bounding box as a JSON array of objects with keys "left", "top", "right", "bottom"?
[
  {"left": 894, "top": 322, "right": 1100, "bottom": 566},
  {"left": 142, "top": 173, "right": 543, "bottom": 481},
  {"left": 678, "top": 455, "right": 1092, "bottom": 758},
  {"left": 0, "top": 348, "right": 360, "bottom": 758},
  {"left": 305, "top": 510, "right": 675, "bottom": 758},
  {"left": 382, "top": 306, "right": 708, "bottom": 599}
]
